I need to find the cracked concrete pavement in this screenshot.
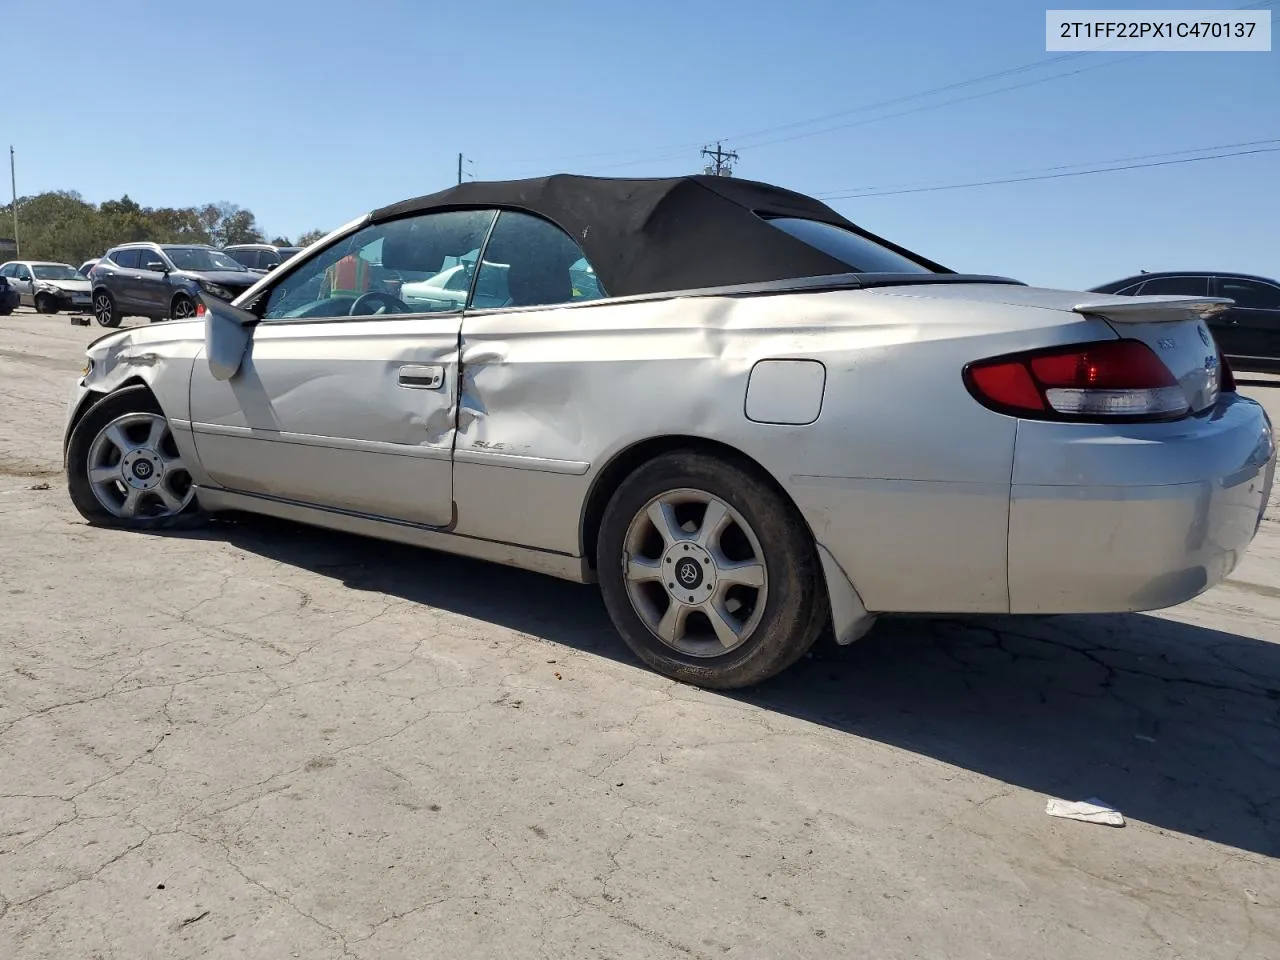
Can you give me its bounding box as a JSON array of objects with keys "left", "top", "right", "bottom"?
[{"left": 1, "top": 308, "right": 1278, "bottom": 959}]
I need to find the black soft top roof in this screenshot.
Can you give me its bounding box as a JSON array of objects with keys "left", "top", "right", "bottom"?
[{"left": 370, "top": 174, "right": 951, "bottom": 298}]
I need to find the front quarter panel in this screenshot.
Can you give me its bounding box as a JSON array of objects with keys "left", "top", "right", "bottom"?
[{"left": 66, "top": 321, "right": 207, "bottom": 480}]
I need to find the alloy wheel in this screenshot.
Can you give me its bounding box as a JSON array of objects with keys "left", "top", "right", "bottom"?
[
  {"left": 621, "top": 487, "right": 769, "bottom": 657},
  {"left": 85, "top": 412, "right": 194, "bottom": 519},
  {"left": 94, "top": 293, "right": 115, "bottom": 327}
]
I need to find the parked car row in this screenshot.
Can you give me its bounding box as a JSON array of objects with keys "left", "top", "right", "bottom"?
[
  {"left": 1, "top": 240, "right": 1275, "bottom": 373},
  {"left": 86, "top": 242, "right": 266, "bottom": 327},
  {"left": 0, "top": 243, "right": 306, "bottom": 326}
]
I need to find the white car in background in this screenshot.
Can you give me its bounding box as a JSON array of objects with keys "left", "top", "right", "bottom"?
[
  {"left": 0, "top": 260, "right": 92, "bottom": 313},
  {"left": 399, "top": 262, "right": 473, "bottom": 311}
]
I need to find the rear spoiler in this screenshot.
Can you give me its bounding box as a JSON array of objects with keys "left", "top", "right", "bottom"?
[{"left": 1072, "top": 294, "right": 1232, "bottom": 323}]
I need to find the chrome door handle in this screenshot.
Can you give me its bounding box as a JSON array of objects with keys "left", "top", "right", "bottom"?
[{"left": 398, "top": 364, "right": 444, "bottom": 389}]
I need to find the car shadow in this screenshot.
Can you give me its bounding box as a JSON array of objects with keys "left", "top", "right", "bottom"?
[{"left": 198, "top": 515, "right": 1280, "bottom": 858}]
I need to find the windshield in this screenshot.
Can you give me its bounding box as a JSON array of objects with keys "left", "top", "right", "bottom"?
[
  {"left": 764, "top": 217, "right": 937, "bottom": 274},
  {"left": 164, "top": 247, "right": 246, "bottom": 272},
  {"left": 33, "top": 264, "right": 84, "bottom": 281}
]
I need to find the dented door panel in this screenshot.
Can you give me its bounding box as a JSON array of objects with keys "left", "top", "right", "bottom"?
[
  {"left": 451, "top": 288, "right": 1090, "bottom": 610},
  {"left": 188, "top": 315, "right": 460, "bottom": 526}
]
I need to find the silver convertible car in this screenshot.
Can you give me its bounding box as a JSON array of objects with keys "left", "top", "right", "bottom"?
[{"left": 63, "top": 175, "right": 1276, "bottom": 689}]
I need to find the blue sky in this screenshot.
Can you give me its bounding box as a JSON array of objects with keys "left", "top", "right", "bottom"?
[{"left": 15, "top": 0, "right": 1278, "bottom": 288}]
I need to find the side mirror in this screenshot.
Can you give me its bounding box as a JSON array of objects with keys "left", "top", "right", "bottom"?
[
  {"left": 266, "top": 262, "right": 278, "bottom": 271},
  {"left": 144, "top": 261, "right": 167, "bottom": 273},
  {"left": 202, "top": 294, "right": 256, "bottom": 380}
]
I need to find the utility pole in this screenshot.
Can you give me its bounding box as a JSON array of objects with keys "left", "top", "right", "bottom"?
[
  {"left": 9, "top": 146, "right": 18, "bottom": 256},
  {"left": 701, "top": 141, "right": 738, "bottom": 177},
  {"left": 456, "top": 153, "right": 473, "bottom": 185}
]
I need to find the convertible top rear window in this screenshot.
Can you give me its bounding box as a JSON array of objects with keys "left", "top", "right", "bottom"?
[{"left": 763, "top": 216, "right": 937, "bottom": 275}]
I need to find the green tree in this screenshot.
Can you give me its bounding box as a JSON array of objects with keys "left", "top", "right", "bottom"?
[
  {"left": 0, "top": 190, "right": 273, "bottom": 264},
  {"left": 198, "top": 202, "right": 264, "bottom": 247},
  {"left": 295, "top": 228, "right": 327, "bottom": 246}
]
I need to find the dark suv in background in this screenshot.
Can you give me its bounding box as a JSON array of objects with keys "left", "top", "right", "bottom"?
[
  {"left": 89, "top": 242, "right": 259, "bottom": 327},
  {"left": 1088, "top": 270, "right": 1280, "bottom": 372},
  {"left": 223, "top": 242, "right": 303, "bottom": 273}
]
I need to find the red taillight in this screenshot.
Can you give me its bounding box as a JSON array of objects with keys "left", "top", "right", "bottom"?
[
  {"left": 964, "top": 339, "right": 1189, "bottom": 421},
  {"left": 195, "top": 300, "right": 206, "bottom": 317}
]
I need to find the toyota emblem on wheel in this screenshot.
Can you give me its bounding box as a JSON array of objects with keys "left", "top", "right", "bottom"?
[{"left": 676, "top": 557, "right": 702, "bottom": 588}]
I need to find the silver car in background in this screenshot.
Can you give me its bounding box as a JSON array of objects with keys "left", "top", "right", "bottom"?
[
  {"left": 0, "top": 260, "right": 92, "bottom": 313},
  {"left": 61, "top": 174, "right": 1275, "bottom": 690}
]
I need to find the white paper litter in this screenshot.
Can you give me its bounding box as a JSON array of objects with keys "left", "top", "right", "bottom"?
[{"left": 1045, "top": 796, "right": 1125, "bottom": 827}]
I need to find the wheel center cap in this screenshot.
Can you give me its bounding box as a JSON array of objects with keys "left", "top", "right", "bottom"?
[
  {"left": 675, "top": 557, "right": 703, "bottom": 590},
  {"left": 122, "top": 449, "right": 164, "bottom": 490},
  {"left": 663, "top": 542, "right": 716, "bottom": 605}
]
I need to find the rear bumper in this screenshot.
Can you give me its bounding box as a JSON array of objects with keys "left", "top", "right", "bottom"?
[{"left": 1008, "top": 392, "right": 1275, "bottom": 613}]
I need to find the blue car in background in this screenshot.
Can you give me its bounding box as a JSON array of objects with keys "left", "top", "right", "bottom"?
[{"left": 0, "top": 275, "right": 19, "bottom": 315}]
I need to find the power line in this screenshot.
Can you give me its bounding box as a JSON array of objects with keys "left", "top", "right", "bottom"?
[
  {"left": 509, "top": 56, "right": 1102, "bottom": 171},
  {"left": 743, "top": 55, "right": 1146, "bottom": 152},
  {"left": 820, "top": 144, "right": 1280, "bottom": 200},
  {"left": 505, "top": 0, "right": 1278, "bottom": 172},
  {"left": 580, "top": 54, "right": 1140, "bottom": 174},
  {"left": 729, "top": 0, "right": 1276, "bottom": 150},
  {"left": 818, "top": 137, "right": 1280, "bottom": 197},
  {"left": 577, "top": 53, "right": 1144, "bottom": 174}
]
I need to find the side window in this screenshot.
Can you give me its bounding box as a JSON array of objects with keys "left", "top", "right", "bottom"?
[
  {"left": 111, "top": 249, "right": 141, "bottom": 268},
  {"left": 260, "top": 250, "right": 281, "bottom": 269},
  {"left": 227, "top": 249, "right": 257, "bottom": 269},
  {"left": 472, "top": 210, "right": 607, "bottom": 309},
  {"left": 140, "top": 249, "right": 167, "bottom": 272},
  {"left": 0, "top": 263, "right": 13, "bottom": 278},
  {"left": 261, "top": 209, "right": 497, "bottom": 321},
  {"left": 1136, "top": 276, "right": 1208, "bottom": 296},
  {"left": 1219, "top": 278, "right": 1280, "bottom": 310},
  {"left": 14, "top": 263, "right": 31, "bottom": 280}
]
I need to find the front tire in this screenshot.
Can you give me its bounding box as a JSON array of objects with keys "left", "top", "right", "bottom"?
[
  {"left": 169, "top": 294, "right": 196, "bottom": 321},
  {"left": 35, "top": 293, "right": 59, "bottom": 314},
  {"left": 597, "top": 451, "right": 828, "bottom": 690},
  {"left": 93, "top": 291, "right": 120, "bottom": 327},
  {"left": 66, "top": 386, "right": 205, "bottom": 530}
]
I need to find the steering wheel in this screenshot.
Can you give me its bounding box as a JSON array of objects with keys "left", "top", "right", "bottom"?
[{"left": 350, "top": 290, "right": 410, "bottom": 316}]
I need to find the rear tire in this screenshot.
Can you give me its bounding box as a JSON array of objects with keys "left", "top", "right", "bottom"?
[
  {"left": 94, "top": 290, "right": 120, "bottom": 328},
  {"left": 597, "top": 450, "right": 828, "bottom": 690},
  {"left": 66, "top": 386, "right": 206, "bottom": 531},
  {"left": 35, "top": 293, "right": 59, "bottom": 314}
]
